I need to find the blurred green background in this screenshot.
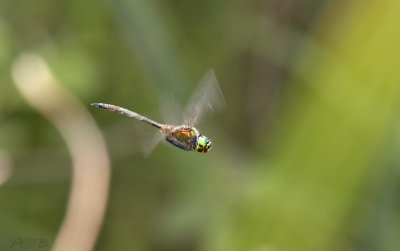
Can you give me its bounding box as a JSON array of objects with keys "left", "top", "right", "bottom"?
[{"left": 1, "top": 0, "right": 400, "bottom": 250}]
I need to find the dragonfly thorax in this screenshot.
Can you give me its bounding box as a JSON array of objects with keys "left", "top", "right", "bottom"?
[{"left": 161, "top": 125, "right": 211, "bottom": 153}]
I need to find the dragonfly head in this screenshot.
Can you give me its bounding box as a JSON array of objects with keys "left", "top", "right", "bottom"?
[{"left": 196, "top": 135, "right": 212, "bottom": 153}]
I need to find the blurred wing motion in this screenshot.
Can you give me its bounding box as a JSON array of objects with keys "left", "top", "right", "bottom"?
[
  {"left": 159, "top": 95, "right": 184, "bottom": 125},
  {"left": 141, "top": 129, "right": 164, "bottom": 157},
  {"left": 103, "top": 121, "right": 163, "bottom": 158},
  {"left": 184, "top": 69, "right": 226, "bottom": 125}
]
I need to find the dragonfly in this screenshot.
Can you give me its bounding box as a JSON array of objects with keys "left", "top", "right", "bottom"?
[{"left": 91, "top": 69, "right": 225, "bottom": 154}]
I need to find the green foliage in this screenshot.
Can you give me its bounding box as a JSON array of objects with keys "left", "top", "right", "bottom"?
[{"left": 1, "top": 0, "right": 400, "bottom": 250}]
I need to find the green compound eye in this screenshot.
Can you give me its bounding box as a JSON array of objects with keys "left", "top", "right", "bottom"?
[
  {"left": 196, "top": 135, "right": 211, "bottom": 153},
  {"left": 197, "top": 136, "right": 207, "bottom": 148}
]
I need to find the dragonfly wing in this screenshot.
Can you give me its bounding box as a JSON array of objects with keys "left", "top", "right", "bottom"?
[
  {"left": 105, "top": 120, "right": 164, "bottom": 158},
  {"left": 184, "top": 69, "right": 226, "bottom": 125},
  {"left": 142, "top": 130, "right": 164, "bottom": 157},
  {"left": 159, "top": 95, "right": 184, "bottom": 125}
]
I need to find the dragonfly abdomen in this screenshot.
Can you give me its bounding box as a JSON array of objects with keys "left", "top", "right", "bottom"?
[{"left": 91, "top": 103, "right": 162, "bottom": 129}]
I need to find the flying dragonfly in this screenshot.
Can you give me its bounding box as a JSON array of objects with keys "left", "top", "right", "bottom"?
[{"left": 92, "top": 69, "right": 225, "bottom": 154}]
